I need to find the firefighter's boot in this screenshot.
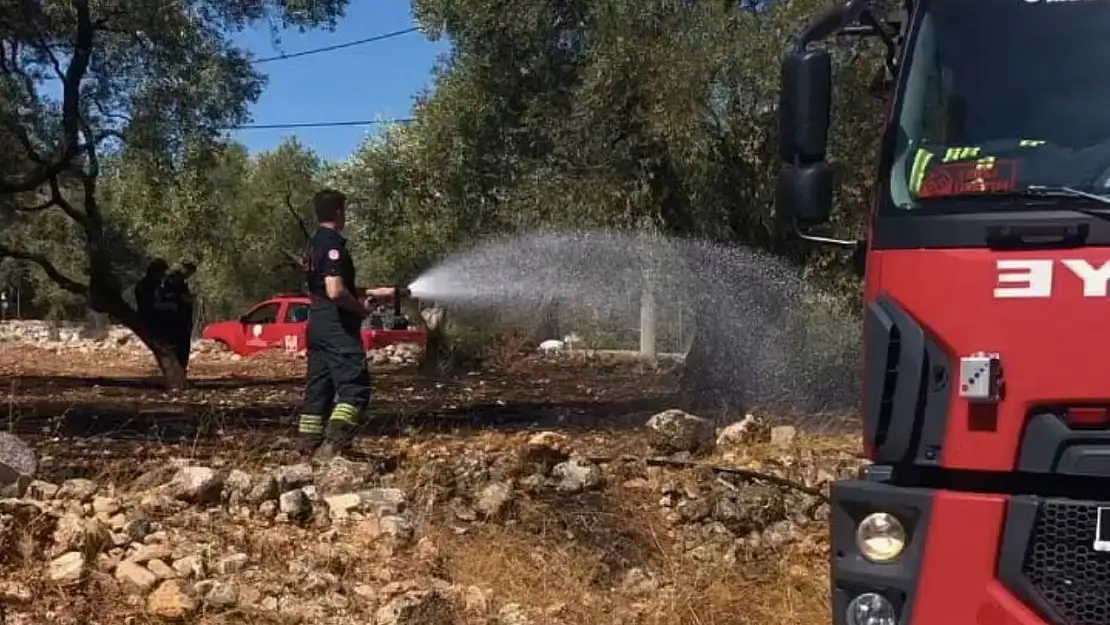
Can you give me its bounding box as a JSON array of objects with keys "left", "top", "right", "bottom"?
[
  {"left": 295, "top": 414, "right": 324, "bottom": 456},
  {"left": 320, "top": 402, "right": 362, "bottom": 459}
]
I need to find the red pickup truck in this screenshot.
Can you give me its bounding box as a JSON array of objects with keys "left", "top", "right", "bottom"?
[{"left": 200, "top": 293, "right": 426, "bottom": 356}]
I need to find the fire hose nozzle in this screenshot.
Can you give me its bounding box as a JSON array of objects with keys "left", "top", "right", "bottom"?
[{"left": 392, "top": 285, "right": 410, "bottom": 319}]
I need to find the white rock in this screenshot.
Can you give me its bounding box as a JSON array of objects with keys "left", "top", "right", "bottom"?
[
  {"left": 47, "top": 551, "right": 86, "bottom": 583},
  {"left": 770, "top": 425, "right": 798, "bottom": 447},
  {"left": 646, "top": 409, "right": 715, "bottom": 454},
  {"left": 552, "top": 457, "right": 602, "bottom": 493},
  {"left": 116, "top": 560, "right": 158, "bottom": 593},
  {"left": 324, "top": 493, "right": 362, "bottom": 520},
  {"left": 0, "top": 432, "right": 35, "bottom": 497},
  {"left": 278, "top": 489, "right": 311, "bottom": 519},
  {"left": 168, "top": 467, "right": 225, "bottom": 503}
]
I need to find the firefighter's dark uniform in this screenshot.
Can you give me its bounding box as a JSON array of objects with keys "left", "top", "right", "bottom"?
[
  {"left": 160, "top": 270, "right": 195, "bottom": 368},
  {"left": 297, "top": 227, "right": 371, "bottom": 449},
  {"left": 135, "top": 260, "right": 168, "bottom": 343},
  {"left": 151, "top": 278, "right": 186, "bottom": 363}
]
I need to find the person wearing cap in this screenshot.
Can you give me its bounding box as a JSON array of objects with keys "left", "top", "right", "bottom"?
[
  {"left": 159, "top": 261, "right": 197, "bottom": 370},
  {"left": 135, "top": 258, "right": 170, "bottom": 343},
  {"left": 296, "top": 188, "right": 409, "bottom": 460}
]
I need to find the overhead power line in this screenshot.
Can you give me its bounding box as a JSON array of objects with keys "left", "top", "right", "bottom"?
[
  {"left": 234, "top": 119, "right": 415, "bottom": 130},
  {"left": 252, "top": 27, "right": 419, "bottom": 64}
]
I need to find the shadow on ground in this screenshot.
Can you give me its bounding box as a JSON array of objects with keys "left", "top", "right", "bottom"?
[
  {"left": 3, "top": 359, "right": 856, "bottom": 481},
  {"left": 6, "top": 396, "right": 673, "bottom": 440},
  {"left": 4, "top": 374, "right": 300, "bottom": 392},
  {"left": 4, "top": 366, "right": 675, "bottom": 462}
]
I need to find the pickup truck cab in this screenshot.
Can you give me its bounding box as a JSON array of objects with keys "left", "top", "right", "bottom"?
[{"left": 200, "top": 293, "right": 426, "bottom": 356}]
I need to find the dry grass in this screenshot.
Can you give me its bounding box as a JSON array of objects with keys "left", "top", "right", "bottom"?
[
  {"left": 0, "top": 344, "right": 851, "bottom": 625},
  {"left": 411, "top": 437, "right": 837, "bottom": 625},
  {"left": 426, "top": 511, "right": 830, "bottom": 625}
]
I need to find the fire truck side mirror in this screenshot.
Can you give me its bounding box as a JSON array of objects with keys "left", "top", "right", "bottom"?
[
  {"left": 777, "top": 49, "right": 832, "bottom": 163},
  {"left": 776, "top": 161, "right": 834, "bottom": 226}
]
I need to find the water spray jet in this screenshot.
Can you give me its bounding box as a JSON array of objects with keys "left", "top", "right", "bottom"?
[{"left": 406, "top": 228, "right": 861, "bottom": 415}]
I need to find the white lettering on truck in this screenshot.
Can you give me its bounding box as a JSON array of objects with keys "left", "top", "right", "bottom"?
[{"left": 994, "top": 259, "right": 1110, "bottom": 298}]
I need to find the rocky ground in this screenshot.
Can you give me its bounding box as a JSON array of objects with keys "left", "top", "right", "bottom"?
[
  {"left": 0, "top": 332, "right": 862, "bottom": 625},
  {"left": 0, "top": 319, "right": 423, "bottom": 365}
]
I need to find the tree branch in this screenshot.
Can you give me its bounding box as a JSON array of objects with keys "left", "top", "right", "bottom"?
[
  {"left": 76, "top": 116, "right": 103, "bottom": 229},
  {"left": 284, "top": 190, "right": 312, "bottom": 242},
  {"left": 1, "top": 118, "right": 49, "bottom": 167},
  {"left": 0, "top": 0, "right": 96, "bottom": 195},
  {"left": 48, "top": 175, "right": 89, "bottom": 226},
  {"left": 0, "top": 244, "right": 88, "bottom": 296},
  {"left": 281, "top": 191, "right": 312, "bottom": 271},
  {"left": 34, "top": 28, "right": 67, "bottom": 83},
  {"left": 282, "top": 250, "right": 308, "bottom": 272},
  {"left": 15, "top": 196, "right": 58, "bottom": 213},
  {"left": 586, "top": 454, "right": 830, "bottom": 502},
  {"left": 7, "top": 177, "right": 86, "bottom": 224}
]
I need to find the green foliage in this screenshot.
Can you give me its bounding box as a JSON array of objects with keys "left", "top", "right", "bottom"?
[
  {"left": 347, "top": 0, "right": 885, "bottom": 267},
  {"left": 0, "top": 2, "right": 345, "bottom": 296},
  {"left": 336, "top": 0, "right": 887, "bottom": 369},
  {"left": 98, "top": 137, "right": 325, "bottom": 320},
  {"left": 0, "top": 0, "right": 348, "bottom": 386},
  {"left": 4, "top": 0, "right": 890, "bottom": 390}
]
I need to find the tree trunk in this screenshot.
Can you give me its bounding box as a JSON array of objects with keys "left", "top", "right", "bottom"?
[
  {"left": 92, "top": 284, "right": 189, "bottom": 390},
  {"left": 147, "top": 338, "right": 188, "bottom": 390},
  {"left": 679, "top": 317, "right": 746, "bottom": 414}
]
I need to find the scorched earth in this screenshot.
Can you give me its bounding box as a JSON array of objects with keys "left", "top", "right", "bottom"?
[{"left": 0, "top": 328, "right": 861, "bottom": 625}]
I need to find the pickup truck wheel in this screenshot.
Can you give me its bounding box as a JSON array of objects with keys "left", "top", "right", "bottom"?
[{"left": 212, "top": 339, "right": 231, "bottom": 352}]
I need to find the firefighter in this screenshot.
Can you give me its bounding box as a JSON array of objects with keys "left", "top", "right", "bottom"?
[
  {"left": 297, "top": 188, "right": 407, "bottom": 459},
  {"left": 161, "top": 261, "right": 197, "bottom": 369},
  {"left": 134, "top": 259, "right": 169, "bottom": 340}
]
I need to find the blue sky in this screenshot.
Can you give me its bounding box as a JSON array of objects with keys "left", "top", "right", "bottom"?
[{"left": 230, "top": 0, "right": 449, "bottom": 162}]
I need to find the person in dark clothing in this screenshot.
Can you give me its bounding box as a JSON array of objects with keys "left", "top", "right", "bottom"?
[
  {"left": 160, "top": 262, "right": 197, "bottom": 369},
  {"left": 297, "top": 188, "right": 407, "bottom": 459},
  {"left": 135, "top": 259, "right": 169, "bottom": 339}
]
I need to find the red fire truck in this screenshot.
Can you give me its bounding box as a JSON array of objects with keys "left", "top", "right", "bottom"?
[{"left": 776, "top": 1, "right": 1110, "bottom": 625}]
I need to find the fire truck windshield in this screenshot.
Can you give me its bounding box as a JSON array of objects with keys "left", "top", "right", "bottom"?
[{"left": 887, "top": 0, "right": 1110, "bottom": 212}]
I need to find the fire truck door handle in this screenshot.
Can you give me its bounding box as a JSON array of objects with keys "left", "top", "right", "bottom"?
[{"left": 985, "top": 223, "right": 1088, "bottom": 249}]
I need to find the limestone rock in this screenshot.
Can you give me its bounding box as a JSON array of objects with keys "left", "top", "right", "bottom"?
[
  {"left": 47, "top": 551, "right": 86, "bottom": 583},
  {"left": 116, "top": 560, "right": 158, "bottom": 593},
  {"left": 168, "top": 467, "right": 225, "bottom": 504},
  {"left": 716, "top": 413, "right": 771, "bottom": 449},
  {"left": 476, "top": 481, "right": 514, "bottom": 518},
  {"left": 0, "top": 432, "right": 36, "bottom": 498},
  {"left": 646, "top": 409, "right": 715, "bottom": 454},
  {"left": 147, "top": 580, "right": 198, "bottom": 620},
  {"left": 552, "top": 457, "right": 602, "bottom": 493}
]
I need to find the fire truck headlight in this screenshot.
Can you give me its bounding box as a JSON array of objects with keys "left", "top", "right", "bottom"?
[
  {"left": 846, "top": 592, "right": 896, "bottom": 625},
  {"left": 855, "top": 512, "right": 906, "bottom": 562}
]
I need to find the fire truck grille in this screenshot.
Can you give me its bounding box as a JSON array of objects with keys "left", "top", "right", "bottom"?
[{"left": 1022, "top": 501, "right": 1110, "bottom": 625}]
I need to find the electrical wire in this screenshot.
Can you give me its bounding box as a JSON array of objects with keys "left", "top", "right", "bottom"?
[
  {"left": 252, "top": 27, "right": 419, "bottom": 64},
  {"left": 240, "top": 28, "right": 423, "bottom": 130},
  {"left": 233, "top": 119, "right": 414, "bottom": 130}
]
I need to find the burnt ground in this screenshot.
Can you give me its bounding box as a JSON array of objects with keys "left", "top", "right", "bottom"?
[
  {"left": 0, "top": 347, "right": 684, "bottom": 476},
  {"left": 0, "top": 345, "right": 859, "bottom": 625}
]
